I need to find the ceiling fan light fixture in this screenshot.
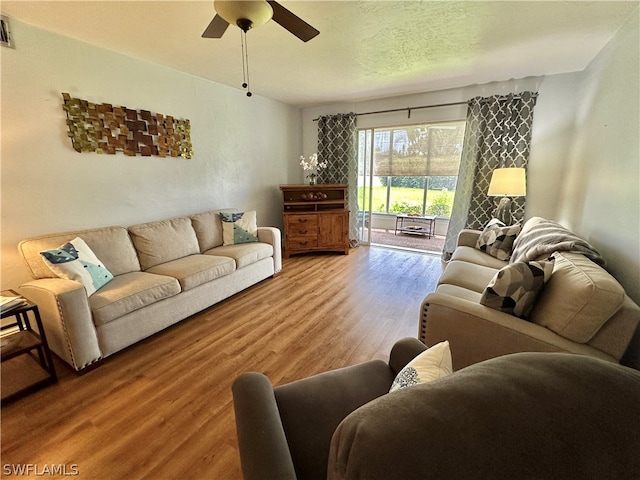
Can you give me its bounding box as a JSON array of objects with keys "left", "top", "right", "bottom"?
[{"left": 214, "top": 0, "right": 273, "bottom": 31}]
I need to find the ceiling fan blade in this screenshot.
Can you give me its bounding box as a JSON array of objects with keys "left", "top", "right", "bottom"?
[
  {"left": 202, "top": 14, "right": 230, "bottom": 38},
  {"left": 266, "top": 1, "right": 319, "bottom": 42}
]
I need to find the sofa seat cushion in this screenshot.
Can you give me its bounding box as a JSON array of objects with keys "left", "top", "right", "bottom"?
[
  {"left": 450, "top": 246, "right": 508, "bottom": 269},
  {"left": 205, "top": 242, "right": 274, "bottom": 269},
  {"left": 529, "top": 252, "right": 626, "bottom": 343},
  {"left": 146, "top": 254, "right": 236, "bottom": 291},
  {"left": 438, "top": 260, "right": 499, "bottom": 294},
  {"left": 90, "top": 272, "right": 181, "bottom": 326},
  {"left": 128, "top": 217, "right": 200, "bottom": 270}
]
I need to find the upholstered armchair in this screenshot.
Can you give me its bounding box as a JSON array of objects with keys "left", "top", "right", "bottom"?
[
  {"left": 232, "top": 337, "right": 640, "bottom": 480},
  {"left": 232, "top": 337, "right": 427, "bottom": 480}
]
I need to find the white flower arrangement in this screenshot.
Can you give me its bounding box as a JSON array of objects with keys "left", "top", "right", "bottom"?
[{"left": 299, "top": 153, "right": 327, "bottom": 184}]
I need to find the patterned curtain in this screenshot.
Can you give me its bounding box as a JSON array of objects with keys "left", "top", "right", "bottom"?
[
  {"left": 317, "top": 113, "right": 359, "bottom": 247},
  {"left": 442, "top": 92, "right": 538, "bottom": 260}
]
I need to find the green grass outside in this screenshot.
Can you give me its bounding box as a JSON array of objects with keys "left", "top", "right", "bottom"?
[{"left": 357, "top": 186, "right": 455, "bottom": 215}]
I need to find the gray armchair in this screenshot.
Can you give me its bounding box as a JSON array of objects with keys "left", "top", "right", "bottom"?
[
  {"left": 232, "top": 337, "right": 426, "bottom": 479},
  {"left": 232, "top": 337, "right": 640, "bottom": 480}
]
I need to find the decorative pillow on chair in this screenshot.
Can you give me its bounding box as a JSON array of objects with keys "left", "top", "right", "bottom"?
[
  {"left": 476, "top": 218, "right": 521, "bottom": 261},
  {"left": 40, "top": 237, "right": 114, "bottom": 296},
  {"left": 389, "top": 341, "right": 452, "bottom": 393},
  {"left": 220, "top": 211, "right": 259, "bottom": 246},
  {"left": 480, "top": 258, "right": 555, "bottom": 318}
]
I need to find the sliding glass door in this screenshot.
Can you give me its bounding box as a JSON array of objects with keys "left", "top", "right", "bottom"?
[{"left": 356, "top": 121, "right": 465, "bottom": 249}]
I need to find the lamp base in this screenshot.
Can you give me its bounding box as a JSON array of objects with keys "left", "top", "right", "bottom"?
[{"left": 494, "top": 196, "right": 513, "bottom": 224}]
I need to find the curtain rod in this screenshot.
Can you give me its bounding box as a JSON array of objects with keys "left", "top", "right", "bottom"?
[
  {"left": 312, "top": 100, "right": 466, "bottom": 121},
  {"left": 311, "top": 93, "right": 537, "bottom": 121}
]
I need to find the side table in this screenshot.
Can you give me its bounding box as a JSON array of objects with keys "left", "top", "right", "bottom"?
[{"left": 1, "top": 290, "right": 57, "bottom": 404}]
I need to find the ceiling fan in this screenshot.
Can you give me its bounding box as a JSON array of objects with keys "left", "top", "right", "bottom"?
[
  {"left": 201, "top": 1, "right": 319, "bottom": 97},
  {"left": 201, "top": 0, "right": 320, "bottom": 42}
]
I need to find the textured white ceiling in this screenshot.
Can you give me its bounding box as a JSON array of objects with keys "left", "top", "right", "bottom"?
[{"left": 2, "top": 1, "right": 638, "bottom": 107}]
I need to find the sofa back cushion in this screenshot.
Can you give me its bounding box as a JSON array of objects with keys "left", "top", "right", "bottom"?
[
  {"left": 19, "top": 226, "right": 140, "bottom": 279},
  {"left": 529, "top": 252, "right": 625, "bottom": 343},
  {"left": 128, "top": 217, "right": 200, "bottom": 270},
  {"left": 190, "top": 208, "right": 237, "bottom": 252}
]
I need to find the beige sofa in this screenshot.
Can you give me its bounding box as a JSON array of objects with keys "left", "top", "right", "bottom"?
[
  {"left": 18, "top": 209, "right": 282, "bottom": 372},
  {"left": 420, "top": 217, "right": 640, "bottom": 371}
]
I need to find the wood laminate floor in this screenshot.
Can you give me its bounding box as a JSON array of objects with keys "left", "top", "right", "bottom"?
[{"left": 1, "top": 246, "right": 444, "bottom": 479}]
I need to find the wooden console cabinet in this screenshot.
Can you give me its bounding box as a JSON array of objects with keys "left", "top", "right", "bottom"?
[{"left": 280, "top": 184, "right": 350, "bottom": 258}]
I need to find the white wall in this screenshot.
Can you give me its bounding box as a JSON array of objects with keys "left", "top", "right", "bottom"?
[
  {"left": 527, "top": 72, "right": 583, "bottom": 219},
  {"left": 1, "top": 20, "right": 302, "bottom": 290},
  {"left": 561, "top": 11, "right": 639, "bottom": 303}
]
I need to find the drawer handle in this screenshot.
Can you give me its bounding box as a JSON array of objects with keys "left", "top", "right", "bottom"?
[
  {"left": 298, "top": 219, "right": 307, "bottom": 223},
  {"left": 300, "top": 241, "right": 308, "bottom": 245},
  {"left": 300, "top": 230, "right": 307, "bottom": 234}
]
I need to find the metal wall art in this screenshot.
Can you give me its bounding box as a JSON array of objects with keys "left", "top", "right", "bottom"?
[
  {"left": 62, "top": 93, "right": 193, "bottom": 159},
  {"left": 1, "top": 15, "right": 14, "bottom": 48}
]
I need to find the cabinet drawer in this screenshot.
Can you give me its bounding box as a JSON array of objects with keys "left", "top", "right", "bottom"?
[
  {"left": 287, "top": 215, "right": 318, "bottom": 228},
  {"left": 288, "top": 224, "right": 317, "bottom": 236},
  {"left": 288, "top": 238, "right": 318, "bottom": 249}
]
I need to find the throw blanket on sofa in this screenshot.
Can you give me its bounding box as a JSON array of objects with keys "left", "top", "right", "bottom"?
[{"left": 511, "top": 219, "right": 606, "bottom": 267}]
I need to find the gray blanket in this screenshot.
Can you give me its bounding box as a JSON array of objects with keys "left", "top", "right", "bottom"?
[{"left": 510, "top": 219, "right": 606, "bottom": 267}]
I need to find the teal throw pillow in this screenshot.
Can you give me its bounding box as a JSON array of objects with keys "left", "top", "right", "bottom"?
[
  {"left": 40, "top": 237, "right": 114, "bottom": 296},
  {"left": 220, "top": 211, "right": 259, "bottom": 246}
]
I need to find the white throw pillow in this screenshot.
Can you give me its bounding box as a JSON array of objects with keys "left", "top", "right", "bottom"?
[
  {"left": 40, "top": 237, "right": 114, "bottom": 296},
  {"left": 389, "top": 340, "right": 452, "bottom": 393}
]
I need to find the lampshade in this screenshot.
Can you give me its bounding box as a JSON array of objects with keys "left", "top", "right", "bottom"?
[
  {"left": 214, "top": 0, "right": 273, "bottom": 30},
  {"left": 488, "top": 168, "right": 527, "bottom": 197}
]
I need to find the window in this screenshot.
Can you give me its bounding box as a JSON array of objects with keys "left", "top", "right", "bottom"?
[{"left": 357, "top": 121, "right": 465, "bottom": 221}]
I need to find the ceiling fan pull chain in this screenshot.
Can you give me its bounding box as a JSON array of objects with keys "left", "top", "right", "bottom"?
[
  {"left": 240, "top": 30, "right": 247, "bottom": 88},
  {"left": 240, "top": 30, "right": 252, "bottom": 97}
]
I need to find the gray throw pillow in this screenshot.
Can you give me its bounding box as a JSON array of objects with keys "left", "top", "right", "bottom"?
[
  {"left": 476, "top": 219, "right": 521, "bottom": 261},
  {"left": 480, "top": 258, "right": 555, "bottom": 318}
]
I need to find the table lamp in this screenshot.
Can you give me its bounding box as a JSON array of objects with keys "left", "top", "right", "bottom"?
[{"left": 487, "top": 167, "right": 526, "bottom": 224}]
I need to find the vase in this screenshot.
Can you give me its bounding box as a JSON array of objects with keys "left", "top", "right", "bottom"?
[{"left": 308, "top": 175, "right": 317, "bottom": 185}]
